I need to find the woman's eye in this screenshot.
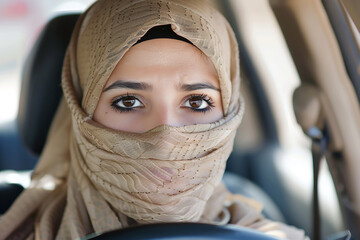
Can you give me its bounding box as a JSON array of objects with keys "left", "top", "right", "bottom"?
[
  {"left": 184, "top": 95, "right": 214, "bottom": 112},
  {"left": 112, "top": 95, "right": 144, "bottom": 111}
]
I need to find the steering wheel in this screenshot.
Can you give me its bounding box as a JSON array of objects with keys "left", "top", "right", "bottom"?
[{"left": 86, "top": 223, "right": 279, "bottom": 240}]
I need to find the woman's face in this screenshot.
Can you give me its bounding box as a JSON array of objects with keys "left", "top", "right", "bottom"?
[{"left": 94, "top": 38, "right": 223, "bottom": 133}]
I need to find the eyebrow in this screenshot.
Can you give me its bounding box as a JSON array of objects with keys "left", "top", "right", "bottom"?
[
  {"left": 103, "top": 80, "right": 153, "bottom": 91},
  {"left": 180, "top": 83, "right": 220, "bottom": 92},
  {"left": 103, "top": 80, "right": 220, "bottom": 92}
]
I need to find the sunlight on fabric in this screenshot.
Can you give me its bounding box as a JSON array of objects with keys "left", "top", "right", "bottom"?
[{"left": 29, "top": 174, "right": 61, "bottom": 191}]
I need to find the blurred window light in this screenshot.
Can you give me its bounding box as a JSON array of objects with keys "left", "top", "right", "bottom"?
[
  {"left": 0, "top": 0, "right": 95, "bottom": 124},
  {"left": 0, "top": 0, "right": 29, "bottom": 19}
]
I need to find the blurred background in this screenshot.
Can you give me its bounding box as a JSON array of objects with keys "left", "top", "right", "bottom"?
[
  {"left": 0, "top": 0, "right": 95, "bottom": 170},
  {"left": 0, "top": 0, "right": 95, "bottom": 124}
]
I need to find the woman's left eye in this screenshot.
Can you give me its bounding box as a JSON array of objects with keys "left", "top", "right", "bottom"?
[{"left": 183, "top": 95, "right": 214, "bottom": 112}]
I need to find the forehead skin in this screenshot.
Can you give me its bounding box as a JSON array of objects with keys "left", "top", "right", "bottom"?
[{"left": 106, "top": 39, "right": 219, "bottom": 89}]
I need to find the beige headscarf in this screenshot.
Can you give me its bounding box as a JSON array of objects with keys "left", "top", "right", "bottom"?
[{"left": 0, "top": 0, "right": 244, "bottom": 239}]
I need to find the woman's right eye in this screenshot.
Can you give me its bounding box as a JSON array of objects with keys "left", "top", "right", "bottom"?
[{"left": 111, "top": 95, "right": 144, "bottom": 112}]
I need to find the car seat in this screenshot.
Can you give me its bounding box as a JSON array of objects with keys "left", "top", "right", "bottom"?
[{"left": 1, "top": 14, "right": 284, "bottom": 222}]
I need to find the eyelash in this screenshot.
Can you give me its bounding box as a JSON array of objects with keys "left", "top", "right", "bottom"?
[
  {"left": 186, "top": 94, "right": 214, "bottom": 113},
  {"left": 110, "top": 93, "right": 215, "bottom": 113},
  {"left": 111, "top": 93, "right": 139, "bottom": 113}
]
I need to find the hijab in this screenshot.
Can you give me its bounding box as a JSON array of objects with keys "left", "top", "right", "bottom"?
[{"left": 0, "top": 0, "right": 244, "bottom": 239}]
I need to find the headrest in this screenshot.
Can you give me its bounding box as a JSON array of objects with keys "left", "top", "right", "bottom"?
[{"left": 18, "top": 14, "right": 80, "bottom": 156}]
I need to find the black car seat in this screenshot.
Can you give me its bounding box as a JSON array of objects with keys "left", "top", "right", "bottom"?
[
  {"left": 0, "top": 14, "right": 79, "bottom": 215},
  {"left": 1, "top": 14, "right": 284, "bottom": 222},
  {"left": 19, "top": 14, "right": 80, "bottom": 156}
]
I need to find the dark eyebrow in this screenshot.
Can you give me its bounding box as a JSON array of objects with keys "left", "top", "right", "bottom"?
[
  {"left": 180, "top": 83, "right": 220, "bottom": 92},
  {"left": 103, "top": 80, "right": 152, "bottom": 92}
]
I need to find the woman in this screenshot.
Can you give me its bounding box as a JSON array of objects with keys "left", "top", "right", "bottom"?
[{"left": 0, "top": 0, "right": 307, "bottom": 239}]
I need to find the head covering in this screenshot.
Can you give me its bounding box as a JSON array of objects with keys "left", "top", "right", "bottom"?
[{"left": 0, "top": 0, "right": 244, "bottom": 239}]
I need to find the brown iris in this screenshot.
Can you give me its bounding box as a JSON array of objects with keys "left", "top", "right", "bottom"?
[
  {"left": 189, "top": 96, "right": 204, "bottom": 108},
  {"left": 122, "top": 96, "right": 136, "bottom": 107}
]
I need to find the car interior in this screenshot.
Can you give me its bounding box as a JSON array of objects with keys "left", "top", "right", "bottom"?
[{"left": 0, "top": 0, "right": 359, "bottom": 239}]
